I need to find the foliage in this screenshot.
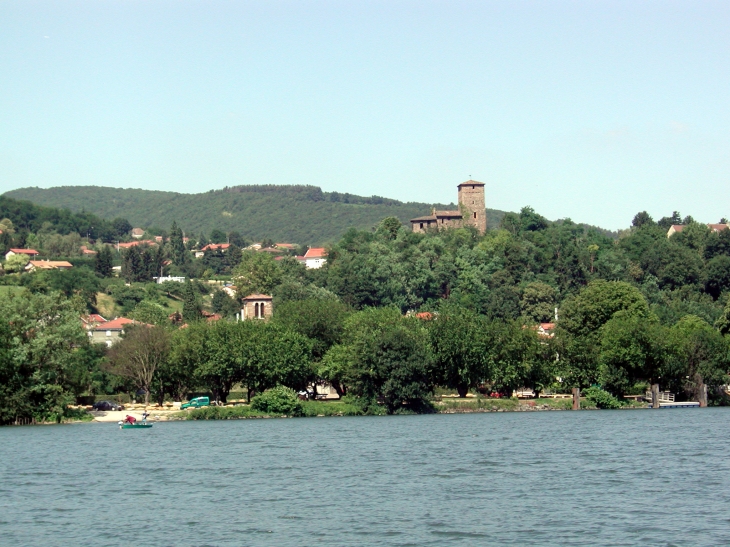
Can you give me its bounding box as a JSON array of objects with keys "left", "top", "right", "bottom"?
[
  {"left": 250, "top": 386, "right": 304, "bottom": 416},
  {"left": 5, "top": 185, "right": 506, "bottom": 245},
  {"left": 106, "top": 325, "right": 171, "bottom": 404},
  {"left": 4, "top": 253, "right": 29, "bottom": 273},
  {"left": 0, "top": 291, "right": 91, "bottom": 424},
  {"left": 582, "top": 386, "right": 623, "bottom": 409}
]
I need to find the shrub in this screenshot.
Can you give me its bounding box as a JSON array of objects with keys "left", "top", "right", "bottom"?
[
  {"left": 250, "top": 386, "right": 304, "bottom": 416},
  {"left": 582, "top": 386, "right": 623, "bottom": 409}
]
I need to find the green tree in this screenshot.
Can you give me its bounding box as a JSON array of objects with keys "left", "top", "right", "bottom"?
[
  {"left": 341, "top": 307, "right": 435, "bottom": 413},
  {"left": 273, "top": 298, "right": 350, "bottom": 361},
  {"left": 95, "top": 245, "right": 114, "bottom": 277},
  {"left": 182, "top": 280, "right": 202, "bottom": 322},
  {"left": 559, "top": 280, "right": 649, "bottom": 338},
  {"left": 0, "top": 291, "right": 89, "bottom": 424},
  {"left": 665, "top": 316, "right": 730, "bottom": 401},
  {"left": 429, "top": 305, "right": 490, "bottom": 397},
  {"left": 521, "top": 282, "right": 557, "bottom": 323},
  {"left": 4, "top": 253, "right": 29, "bottom": 273},
  {"left": 598, "top": 312, "right": 668, "bottom": 396},
  {"left": 232, "top": 251, "right": 281, "bottom": 296},
  {"left": 169, "top": 221, "right": 188, "bottom": 267},
  {"left": 106, "top": 325, "right": 171, "bottom": 404}
]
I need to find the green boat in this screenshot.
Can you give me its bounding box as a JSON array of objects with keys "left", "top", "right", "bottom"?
[{"left": 118, "top": 421, "right": 153, "bottom": 429}]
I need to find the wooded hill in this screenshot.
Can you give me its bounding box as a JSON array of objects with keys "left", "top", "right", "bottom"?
[{"left": 4, "top": 185, "right": 507, "bottom": 245}]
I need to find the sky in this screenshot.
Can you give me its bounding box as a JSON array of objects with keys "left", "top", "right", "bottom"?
[{"left": 1, "top": 1, "right": 728, "bottom": 230}]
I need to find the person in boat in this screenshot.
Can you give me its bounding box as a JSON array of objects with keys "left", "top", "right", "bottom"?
[
  {"left": 141, "top": 411, "right": 149, "bottom": 423},
  {"left": 124, "top": 415, "right": 137, "bottom": 425}
]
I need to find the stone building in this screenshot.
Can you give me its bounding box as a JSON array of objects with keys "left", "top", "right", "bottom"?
[
  {"left": 240, "top": 294, "right": 273, "bottom": 320},
  {"left": 410, "top": 180, "right": 486, "bottom": 234}
]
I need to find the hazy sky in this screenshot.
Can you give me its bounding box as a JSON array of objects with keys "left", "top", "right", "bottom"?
[{"left": 1, "top": 1, "right": 728, "bottom": 229}]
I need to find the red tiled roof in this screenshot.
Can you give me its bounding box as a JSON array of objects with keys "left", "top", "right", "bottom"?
[
  {"left": 708, "top": 224, "right": 730, "bottom": 232},
  {"left": 81, "top": 314, "right": 107, "bottom": 328},
  {"left": 9, "top": 248, "right": 39, "bottom": 255},
  {"left": 275, "top": 243, "right": 296, "bottom": 249},
  {"left": 201, "top": 243, "right": 230, "bottom": 252},
  {"left": 95, "top": 317, "right": 137, "bottom": 331},
  {"left": 304, "top": 247, "right": 327, "bottom": 259}
]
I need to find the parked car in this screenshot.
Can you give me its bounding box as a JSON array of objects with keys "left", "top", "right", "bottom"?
[
  {"left": 181, "top": 397, "right": 210, "bottom": 410},
  {"left": 92, "top": 400, "right": 123, "bottom": 411}
]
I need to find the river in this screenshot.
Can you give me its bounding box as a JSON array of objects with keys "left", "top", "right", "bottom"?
[{"left": 1, "top": 409, "right": 729, "bottom": 546}]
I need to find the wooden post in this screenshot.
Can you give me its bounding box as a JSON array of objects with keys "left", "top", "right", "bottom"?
[
  {"left": 572, "top": 387, "right": 580, "bottom": 410},
  {"left": 651, "top": 384, "right": 660, "bottom": 409},
  {"left": 699, "top": 383, "right": 708, "bottom": 407}
]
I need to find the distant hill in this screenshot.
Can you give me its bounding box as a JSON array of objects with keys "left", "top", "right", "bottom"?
[{"left": 5, "top": 185, "right": 507, "bottom": 245}]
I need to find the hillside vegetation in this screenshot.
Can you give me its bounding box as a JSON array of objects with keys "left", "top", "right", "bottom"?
[{"left": 5, "top": 185, "right": 506, "bottom": 245}]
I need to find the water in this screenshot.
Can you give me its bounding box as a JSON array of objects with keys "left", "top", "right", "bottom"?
[{"left": 1, "top": 409, "right": 729, "bottom": 546}]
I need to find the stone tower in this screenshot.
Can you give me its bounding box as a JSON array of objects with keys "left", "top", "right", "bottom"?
[{"left": 457, "top": 180, "right": 486, "bottom": 234}]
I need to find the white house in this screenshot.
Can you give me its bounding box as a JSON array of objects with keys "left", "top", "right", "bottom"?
[{"left": 302, "top": 247, "right": 327, "bottom": 269}]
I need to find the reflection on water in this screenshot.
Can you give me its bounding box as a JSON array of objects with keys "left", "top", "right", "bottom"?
[{"left": 1, "top": 409, "right": 729, "bottom": 546}]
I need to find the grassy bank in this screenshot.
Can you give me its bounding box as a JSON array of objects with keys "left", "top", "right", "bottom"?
[{"left": 182, "top": 399, "right": 363, "bottom": 420}]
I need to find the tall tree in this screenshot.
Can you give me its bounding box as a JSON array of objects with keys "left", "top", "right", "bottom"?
[
  {"left": 182, "top": 281, "right": 202, "bottom": 322},
  {"left": 106, "top": 325, "right": 170, "bottom": 405},
  {"left": 95, "top": 245, "right": 114, "bottom": 277}
]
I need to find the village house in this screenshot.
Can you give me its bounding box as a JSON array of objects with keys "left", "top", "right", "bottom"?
[
  {"left": 667, "top": 223, "right": 730, "bottom": 237},
  {"left": 5, "top": 248, "right": 40, "bottom": 261},
  {"left": 410, "top": 180, "right": 487, "bottom": 235},
  {"left": 80, "top": 245, "right": 97, "bottom": 255},
  {"left": 240, "top": 294, "right": 273, "bottom": 320},
  {"left": 131, "top": 228, "right": 145, "bottom": 239},
  {"left": 302, "top": 247, "right": 327, "bottom": 269},
  {"left": 24, "top": 260, "right": 73, "bottom": 272},
  {"left": 85, "top": 317, "right": 139, "bottom": 347}
]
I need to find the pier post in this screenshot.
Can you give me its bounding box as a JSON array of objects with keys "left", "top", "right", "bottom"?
[
  {"left": 699, "top": 383, "right": 708, "bottom": 407},
  {"left": 572, "top": 387, "right": 580, "bottom": 410},
  {"left": 651, "top": 384, "right": 660, "bottom": 409}
]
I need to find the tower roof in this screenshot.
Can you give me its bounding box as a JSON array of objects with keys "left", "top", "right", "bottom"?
[{"left": 457, "top": 180, "right": 485, "bottom": 187}]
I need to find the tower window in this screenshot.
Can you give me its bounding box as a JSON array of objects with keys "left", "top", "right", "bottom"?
[{"left": 474, "top": 212, "right": 477, "bottom": 219}]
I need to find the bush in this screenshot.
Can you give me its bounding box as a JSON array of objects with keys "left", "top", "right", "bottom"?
[
  {"left": 250, "top": 386, "right": 304, "bottom": 416},
  {"left": 582, "top": 386, "right": 623, "bottom": 409}
]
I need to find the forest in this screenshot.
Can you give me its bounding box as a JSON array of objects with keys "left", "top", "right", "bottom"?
[
  {"left": 1, "top": 200, "right": 730, "bottom": 424},
  {"left": 4, "top": 184, "right": 507, "bottom": 244}
]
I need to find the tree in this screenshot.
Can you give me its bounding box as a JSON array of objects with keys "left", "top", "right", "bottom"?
[
  {"left": 209, "top": 229, "right": 227, "bottom": 244},
  {"left": 232, "top": 251, "right": 281, "bottom": 296},
  {"left": 0, "top": 291, "right": 89, "bottom": 424},
  {"left": 598, "top": 312, "right": 668, "bottom": 396},
  {"left": 341, "top": 307, "right": 435, "bottom": 413},
  {"left": 521, "top": 282, "right": 557, "bottom": 323},
  {"left": 211, "top": 289, "right": 240, "bottom": 318},
  {"left": 376, "top": 217, "right": 402, "bottom": 240},
  {"left": 95, "top": 245, "right": 114, "bottom": 277},
  {"left": 169, "top": 221, "right": 188, "bottom": 267},
  {"left": 703, "top": 255, "right": 730, "bottom": 300},
  {"left": 273, "top": 298, "right": 350, "bottom": 361},
  {"left": 632, "top": 211, "right": 654, "bottom": 228},
  {"left": 130, "top": 300, "right": 170, "bottom": 327},
  {"left": 121, "top": 245, "right": 144, "bottom": 282},
  {"left": 4, "top": 253, "right": 29, "bottom": 273},
  {"left": 559, "top": 280, "right": 649, "bottom": 338},
  {"left": 429, "top": 305, "right": 491, "bottom": 397},
  {"left": 665, "top": 316, "right": 730, "bottom": 401},
  {"left": 182, "top": 280, "right": 202, "bottom": 322},
  {"left": 112, "top": 218, "right": 133, "bottom": 238},
  {"left": 106, "top": 325, "right": 170, "bottom": 404}
]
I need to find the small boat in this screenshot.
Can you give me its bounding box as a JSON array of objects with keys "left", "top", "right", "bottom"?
[{"left": 118, "top": 420, "right": 153, "bottom": 429}]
